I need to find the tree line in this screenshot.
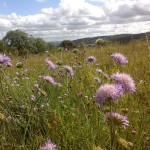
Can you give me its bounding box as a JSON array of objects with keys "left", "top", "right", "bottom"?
[
  {"left": 0, "top": 30, "right": 58, "bottom": 55},
  {"left": 0, "top": 29, "right": 109, "bottom": 55},
  {"left": 0, "top": 30, "right": 76, "bottom": 55}
]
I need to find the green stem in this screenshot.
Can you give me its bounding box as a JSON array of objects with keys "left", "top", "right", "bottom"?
[
  {"left": 0, "top": 69, "right": 10, "bottom": 112},
  {"left": 110, "top": 100, "right": 113, "bottom": 150},
  {"left": 109, "top": 100, "right": 116, "bottom": 150},
  {"left": 0, "top": 69, "right": 7, "bottom": 100}
]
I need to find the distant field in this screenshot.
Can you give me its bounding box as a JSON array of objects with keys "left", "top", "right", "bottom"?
[{"left": 0, "top": 39, "right": 150, "bottom": 150}]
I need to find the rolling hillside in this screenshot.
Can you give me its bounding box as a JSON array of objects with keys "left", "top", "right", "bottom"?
[{"left": 72, "top": 32, "right": 150, "bottom": 45}]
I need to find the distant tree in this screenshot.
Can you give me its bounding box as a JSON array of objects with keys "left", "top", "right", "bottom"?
[
  {"left": 35, "top": 38, "right": 47, "bottom": 53},
  {"left": 47, "top": 42, "right": 57, "bottom": 51},
  {"left": 60, "top": 40, "right": 75, "bottom": 50},
  {"left": 26, "top": 37, "right": 37, "bottom": 54},
  {"left": 2, "top": 29, "right": 48, "bottom": 55},
  {"left": 95, "top": 38, "right": 109, "bottom": 47},
  {"left": 2, "top": 30, "right": 29, "bottom": 55}
]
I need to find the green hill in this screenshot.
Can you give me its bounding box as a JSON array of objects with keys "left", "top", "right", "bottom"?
[{"left": 72, "top": 32, "right": 150, "bottom": 45}]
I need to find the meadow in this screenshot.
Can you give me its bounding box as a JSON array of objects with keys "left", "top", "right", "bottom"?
[{"left": 0, "top": 39, "right": 150, "bottom": 150}]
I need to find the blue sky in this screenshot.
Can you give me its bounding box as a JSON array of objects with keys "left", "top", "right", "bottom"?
[
  {"left": 0, "top": 0, "right": 60, "bottom": 15},
  {"left": 0, "top": 0, "right": 150, "bottom": 41}
]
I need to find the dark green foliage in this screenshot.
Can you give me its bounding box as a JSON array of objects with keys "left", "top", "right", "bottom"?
[
  {"left": 35, "top": 38, "right": 47, "bottom": 53},
  {"left": 26, "top": 37, "right": 38, "bottom": 54},
  {"left": 0, "top": 40, "right": 6, "bottom": 53},
  {"left": 60, "top": 40, "right": 75, "bottom": 50},
  {"left": 3, "top": 30, "right": 29, "bottom": 55},
  {"left": 2, "top": 30, "right": 47, "bottom": 55},
  {"left": 47, "top": 42, "right": 57, "bottom": 51}
]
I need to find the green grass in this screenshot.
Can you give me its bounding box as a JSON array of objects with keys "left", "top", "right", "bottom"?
[{"left": 0, "top": 39, "right": 150, "bottom": 150}]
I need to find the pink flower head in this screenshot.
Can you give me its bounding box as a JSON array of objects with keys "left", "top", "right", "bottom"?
[
  {"left": 0, "top": 54, "right": 12, "bottom": 67},
  {"left": 42, "top": 76, "right": 61, "bottom": 86},
  {"left": 111, "top": 53, "right": 128, "bottom": 65},
  {"left": 105, "top": 112, "right": 129, "bottom": 128},
  {"left": 111, "top": 73, "right": 136, "bottom": 93},
  {"left": 63, "top": 65, "right": 74, "bottom": 76},
  {"left": 86, "top": 56, "right": 97, "bottom": 63},
  {"left": 96, "top": 84, "right": 123, "bottom": 106},
  {"left": 45, "top": 58, "right": 57, "bottom": 71},
  {"left": 39, "top": 140, "right": 57, "bottom": 150}
]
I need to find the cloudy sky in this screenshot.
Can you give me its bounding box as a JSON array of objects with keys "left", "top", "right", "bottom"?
[{"left": 0, "top": 0, "right": 150, "bottom": 41}]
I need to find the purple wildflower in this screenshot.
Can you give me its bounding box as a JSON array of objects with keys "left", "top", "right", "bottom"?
[
  {"left": 105, "top": 112, "right": 129, "bottom": 128},
  {"left": 111, "top": 73, "right": 136, "bottom": 93},
  {"left": 0, "top": 54, "right": 12, "bottom": 67},
  {"left": 95, "top": 84, "right": 123, "bottom": 106},
  {"left": 63, "top": 65, "right": 74, "bottom": 76},
  {"left": 111, "top": 53, "right": 128, "bottom": 65},
  {"left": 42, "top": 76, "right": 61, "bottom": 86},
  {"left": 45, "top": 58, "right": 57, "bottom": 71},
  {"left": 86, "top": 56, "right": 97, "bottom": 63},
  {"left": 39, "top": 140, "right": 57, "bottom": 150}
]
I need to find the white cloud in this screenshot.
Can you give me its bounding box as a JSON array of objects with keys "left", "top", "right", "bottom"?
[{"left": 0, "top": 0, "right": 150, "bottom": 41}]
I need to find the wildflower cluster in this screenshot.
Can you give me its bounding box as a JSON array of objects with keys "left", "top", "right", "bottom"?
[
  {"left": 86, "top": 56, "right": 97, "bottom": 63},
  {"left": 0, "top": 49, "right": 138, "bottom": 150},
  {"left": 43, "top": 58, "right": 75, "bottom": 87},
  {"left": 95, "top": 52, "right": 136, "bottom": 149},
  {"left": 0, "top": 54, "right": 12, "bottom": 67},
  {"left": 111, "top": 53, "right": 128, "bottom": 66}
]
